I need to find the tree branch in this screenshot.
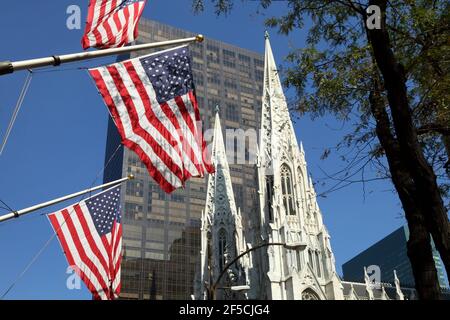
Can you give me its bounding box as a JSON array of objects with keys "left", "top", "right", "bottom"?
[{"left": 417, "top": 123, "right": 450, "bottom": 136}]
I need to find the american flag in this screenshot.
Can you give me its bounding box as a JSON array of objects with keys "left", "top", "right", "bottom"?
[
  {"left": 48, "top": 186, "right": 123, "bottom": 300},
  {"left": 89, "top": 46, "right": 214, "bottom": 193},
  {"left": 81, "top": 0, "right": 147, "bottom": 50}
]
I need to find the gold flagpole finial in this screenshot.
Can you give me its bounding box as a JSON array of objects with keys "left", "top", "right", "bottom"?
[{"left": 196, "top": 34, "right": 204, "bottom": 43}]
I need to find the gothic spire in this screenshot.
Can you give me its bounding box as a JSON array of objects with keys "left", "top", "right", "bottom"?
[
  {"left": 197, "top": 110, "right": 248, "bottom": 299},
  {"left": 364, "top": 267, "right": 375, "bottom": 300},
  {"left": 394, "top": 270, "right": 405, "bottom": 300},
  {"left": 259, "top": 32, "right": 299, "bottom": 169},
  {"left": 204, "top": 108, "right": 238, "bottom": 220},
  {"left": 211, "top": 106, "right": 234, "bottom": 188}
]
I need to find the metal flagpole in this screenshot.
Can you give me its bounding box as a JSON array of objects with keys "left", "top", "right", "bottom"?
[
  {"left": 0, "top": 175, "right": 134, "bottom": 223},
  {"left": 0, "top": 35, "right": 204, "bottom": 76}
]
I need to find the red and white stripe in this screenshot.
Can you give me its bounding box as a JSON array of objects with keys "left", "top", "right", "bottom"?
[
  {"left": 48, "top": 201, "right": 122, "bottom": 300},
  {"left": 81, "top": 0, "right": 147, "bottom": 50},
  {"left": 89, "top": 50, "right": 214, "bottom": 193}
]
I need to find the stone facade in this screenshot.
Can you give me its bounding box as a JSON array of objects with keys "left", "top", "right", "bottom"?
[{"left": 195, "top": 33, "right": 344, "bottom": 300}]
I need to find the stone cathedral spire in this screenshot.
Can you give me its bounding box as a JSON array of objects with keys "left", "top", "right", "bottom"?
[
  {"left": 253, "top": 32, "right": 344, "bottom": 300},
  {"left": 195, "top": 109, "right": 249, "bottom": 300}
]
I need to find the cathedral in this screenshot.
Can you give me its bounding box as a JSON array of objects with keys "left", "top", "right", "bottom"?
[
  {"left": 194, "top": 33, "right": 345, "bottom": 300},
  {"left": 194, "top": 32, "right": 344, "bottom": 300},
  {"left": 249, "top": 32, "right": 344, "bottom": 300}
]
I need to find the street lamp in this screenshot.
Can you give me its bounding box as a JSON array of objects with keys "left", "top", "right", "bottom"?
[
  {"left": 230, "top": 285, "right": 251, "bottom": 291},
  {"left": 209, "top": 241, "right": 307, "bottom": 300}
]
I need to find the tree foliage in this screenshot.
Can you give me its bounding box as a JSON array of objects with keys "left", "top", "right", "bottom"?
[{"left": 194, "top": 0, "right": 449, "bottom": 207}]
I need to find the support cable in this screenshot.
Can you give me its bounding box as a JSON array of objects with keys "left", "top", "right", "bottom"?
[
  {"left": 0, "top": 70, "right": 33, "bottom": 156},
  {"left": 0, "top": 143, "right": 123, "bottom": 299}
]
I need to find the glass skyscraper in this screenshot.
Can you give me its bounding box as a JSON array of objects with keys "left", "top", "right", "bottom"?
[
  {"left": 342, "top": 225, "right": 448, "bottom": 289},
  {"left": 103, "top": 19, "right": 264, "bottom": 299}
]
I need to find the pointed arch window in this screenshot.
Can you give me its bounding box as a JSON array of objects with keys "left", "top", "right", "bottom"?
[
  {"left": 296, "top": 250, "right": 302, "bottom": 271},
  {"left": 281, "top": 164, "right": 296, "bottom": 215},
  {"left": 315, "top": 251, "right": 322, "bottom": 278},
  {"left": 218, "top": 229, "right": 227, "bottom": 271},
  {"left": 302, "top": 289, "right": 320, "bottom": 300},
  {"left": 308, "top": 249, "right": 314, "bottom": 269}
]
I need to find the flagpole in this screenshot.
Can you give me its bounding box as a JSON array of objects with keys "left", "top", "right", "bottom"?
[
  {"left": 0, "top": 175, "right": 134, "bottom": 223},
  {"left": 0, "top": 35, "right": 204, "bottom": 76}
]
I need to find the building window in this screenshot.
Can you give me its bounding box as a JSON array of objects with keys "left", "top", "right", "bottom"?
[
  {"left": 302, "top": 289, "right": 320, "bottom": 300},
  {"left": 296, "top": 251, "right": 302, "bottom": 271},
  {"left": 281, "top": 164, "right": 296, "bottom": 215},
  {"left": 124, "top": 203, "right": 143, "bottom": 220},
  {"left": 233, "top": 184, "right": 244, "bottom": 209},
  {"left": 171, "top": 194, "right": 185, "bottom": 203},
  {"left": 254, "top": 58, "right": 264, "bottom": 68},
  {"left": 155, "top": 187, "right": 166, "bottom": 200},
  {"left": 225, "top": 103, "right": 239, "bottom": 122},
  {"left": 197, "top": 96, "right": 205, "bottom": 109},
  {"left": 126, "top": 180, "right": 143, "bottom": 197},
  {"left": 255, "top": 70, "right": 264, "bottom": 81},
  {"left": 283, "top": 248, "right": 289, "bottom": 275},
  {"left": 147, "top": 191, "right": 152, "bottom": 211},
  {"left": 224, "top": 78, "right": 238, "bottom": 90},
  {"left": 208, "top": 97, "right": 221, "bottom": 111},
  {"left": 315, "top": 251, "right": 322, "bottom": 278},
  {"left": 223, "top": 49, "right": 236, "bottom": 68},
  {"left": 195, "top": 73, "right": 204, "bottom": 86},
  {"left": 206, "top": 44, "right": 220, "bottom": 65},
  {"left": 223, "top": 49, "right": 235, "bottom": 58},
  {"left": 207, "top": 73, "right": 221, "bottom": 86},
  {"left": 191, "top": 46, "right": 203, "bottom": 59},
  {"left": 238, "top": 54, "right": 251, "bottom": 64},
  {"left": 266, "top": 176, "right": 274, "bottom": 222},
  {"left": 218, "top": 229, "right": 227, "bottom": 271},
  {"left": 308, "top": 249, "right": 314, "bottom": 269}
]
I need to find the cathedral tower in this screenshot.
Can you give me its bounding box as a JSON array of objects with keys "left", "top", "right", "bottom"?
[
  {"left": 253, "top": 32, "right": 343, "bottom": 300},
  {"left": 195, "top": 109, "right": 249, "bottom": 300}
]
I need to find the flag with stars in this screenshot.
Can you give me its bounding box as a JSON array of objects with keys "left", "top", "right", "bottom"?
[
  {"left": 48, "top": 185, "right": 123, "bottom": 300},
  {"left": 81, "top": 0, "right": 147, "bottom": 50},
  {"left": 89, "top": 45, "right": 214, "bottom": 193}
]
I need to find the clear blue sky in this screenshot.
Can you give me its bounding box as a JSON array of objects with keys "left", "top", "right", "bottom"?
[{"left": 0, "top": 0, "right": 407, "bottom": 299}]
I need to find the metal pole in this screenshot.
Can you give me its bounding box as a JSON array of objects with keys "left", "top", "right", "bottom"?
[
  {"left": 210, "top": 241, "right": 307, "bottom": 299},
  {"left": 0, "top": 175, "right": 134, "bottom": 223},
  {"left": 0, "top": 35, "right": 204, "bottom": 76},
  {"left": 211, "top": 242, "right": 286, "bottom": 300}
]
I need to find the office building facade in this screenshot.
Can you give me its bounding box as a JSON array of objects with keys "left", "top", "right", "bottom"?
[
  {"left": 103, "top": 19, "right": 264, "bottom": 299},
  {"left": 342, "top": 225, "right": 448, "bottom": 289}
]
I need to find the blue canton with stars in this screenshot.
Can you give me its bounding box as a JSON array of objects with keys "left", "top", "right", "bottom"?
[
  {"left": 140, "top": 46, "right": 195, "bottom": 104},
  {"left": 85, "top": 186, "right": 122, "bottom": 236},
  {"left": 119, "top": 0, "right": 144, "bottom": 9}
]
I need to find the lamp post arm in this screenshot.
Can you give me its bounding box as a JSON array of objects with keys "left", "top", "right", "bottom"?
[{"left": 211, "top": 242, "right": 286, "bottom": 297}]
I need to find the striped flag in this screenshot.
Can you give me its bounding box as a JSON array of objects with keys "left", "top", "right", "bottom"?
[
  {"left": 81, "top": 0, "right": 147, "bottom": 50},
  {"left": 48, "top": 186, "right": 123, "bottom": 300},
  {"left": 89, "top": 46, "right": 214, "bottom": 193}
]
